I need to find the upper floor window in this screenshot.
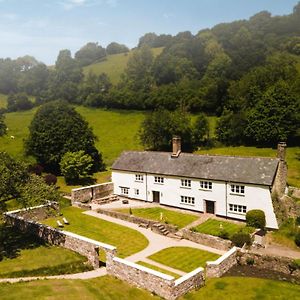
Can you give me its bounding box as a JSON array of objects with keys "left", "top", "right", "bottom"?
[
  {"left": 154, "top": 176, "right": 164, "bottom": 184},
  {"left": 181, "top": 179, "right": 191, "bottom": 188},
  {"left": 230, "top": 184, "right": 245, "bottom": 195},
  {"left": 200, "top": 181, "right": 212, "bottom": 190},
  {"left": 135, "top": 174, "right": 143, "bottom": 182},
  {"left": 120, "top": 187, "right": 129, "bottom": 195}
]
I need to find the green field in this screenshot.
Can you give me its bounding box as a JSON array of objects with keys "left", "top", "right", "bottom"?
[
  {"left": 42, "top": 206, "right": 149, "bottom": 258},
  {"left": 0, "top": 246, "right": 91, "bottom": 278},
  {"left": 192, "top": 218, "right": 246, "bottom": 238},
  {"left": 117, "top": 207, "right": 198, "bottom": 229},
  {"left": 83, "top": 47, "right": 164, "bottom": 84},
  {"left": 148, "top": 247, "right": 220, "bottom": 273}
]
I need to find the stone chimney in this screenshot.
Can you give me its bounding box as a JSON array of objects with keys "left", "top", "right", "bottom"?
[
  {"left": 272, "top": 142, "right": 287, "bottom": 197},
  {"left": 171, "top": 136, "right": 181, "bottom": 158}
]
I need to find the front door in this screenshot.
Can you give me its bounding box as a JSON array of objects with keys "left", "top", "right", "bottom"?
[
  {"left": 205, "top": 200, "right": 215, "bottom": 214},
  {"left": 152, "top": 191, "right": 160, "bottom": 203}
]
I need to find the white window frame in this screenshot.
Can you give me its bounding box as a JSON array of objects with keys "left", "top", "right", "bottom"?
[
  {"left": 200, "top": 180, "right": 212, "bottom": 191},
  {"left": 230, "top": 184, "right": 245, "bottom": 195},
  {"left": 120, "top": 187, "right": 129, "bottom": 195},
  {"left": 154, "top": 176, "right": 164, "bottom": 184},
  {"left": 181, "top": 179, "right": 191, "bottom": 188},
  {"left": 135, "top": 174, "right": 143, "bottom": 182},
  {"left": 228, "top": 204, "right": 247, "bottom": 214},
  {"left": 180, "top": 195, "right": 195, "bottom": 206}
]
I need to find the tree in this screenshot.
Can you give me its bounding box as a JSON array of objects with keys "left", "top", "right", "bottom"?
[
  {"left": 7, "top": 94, "right": 33, "bottom": 112},
  {"left": 60, "top": 151, "right": 93, "bottom": 183},
  {"left": 139, "top": 109, "right": 194, "bottom": 152},
  {"left": 75, "top": 42, "right": 106, "bottom": 67},
  {"left": 25, "top": 101, "right": 104, "bottom": 173},
  {"left": 18, "top": 174, "right": 60, "bottom": 209},
  {"left": 192, "top": 113, "right": 209, "bottom": 147},
  {"left": 0, "top": 152, "right": 29, "bottom": 202},
  {"left": 0, "top": 114, "right": 6, "bottom": 136},
  {"left": 106, "top": 42, "right": 129, "bottom": 55}
]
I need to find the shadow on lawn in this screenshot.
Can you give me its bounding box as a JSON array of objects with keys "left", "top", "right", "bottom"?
[{"left": 0, "top": 224, "right": 45, "bottom": 261}]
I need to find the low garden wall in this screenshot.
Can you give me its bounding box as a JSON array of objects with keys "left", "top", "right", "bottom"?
[
  {"left": 71, "top": 182, "right": 114, "bottom": 203},
  {"left": 4, "top": 208, "right": 116, "bottom": 269},
  {"left": 106, "top": 257, "right": 205, "bottom": 300},
  {"left": 206, "top": 247, "right": 238, "bottom": 278},
  {"left": 96, "top": 208, "right": 178, "bottom": 234},
  {"left": 237, "top": 250, "right": 300, "bottom": 279},
  {"left": 180, "top": 229, "right": 232, "bottom": 251}
]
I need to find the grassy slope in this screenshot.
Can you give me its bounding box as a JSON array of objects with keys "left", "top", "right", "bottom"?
[
  {"left": 0, "top": 246, "right": 90, "bottom": 278},
  {"left": 117, "top": 207, "right": 198, "bottom": 229},
  {"left": 148, "top": 247, "right": 220, "bottom": 272},
  {"left": 83, "top": 47, "right": 164, "bottom": 84},
  {"left": 0, "top": 93, "right": 7, "bottom": 108},
  {"left": 42, "top": 206, "right": 149, "bottom": 258}
]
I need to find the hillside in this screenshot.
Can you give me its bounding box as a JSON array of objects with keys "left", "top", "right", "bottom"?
[
  {"left": 0, "top": 94, "right": 7, "bottom": 109},
  {"left": 83, "top": 47, "right": 164, "bottom": 84}
]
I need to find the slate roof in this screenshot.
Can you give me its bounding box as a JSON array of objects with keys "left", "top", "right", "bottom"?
[{"left": 112, "top": 151, "right": 279, "bottom": 186}]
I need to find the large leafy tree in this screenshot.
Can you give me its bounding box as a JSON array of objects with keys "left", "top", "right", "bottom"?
[
  {"left": 75, "top": 42, "right": 106, "bottom": 67},
  {"left": 106, "top": 42, "right": 129, "bottom": 55},
  {"left": 25, "top": 101, "right": 104, "bottom": 173}
]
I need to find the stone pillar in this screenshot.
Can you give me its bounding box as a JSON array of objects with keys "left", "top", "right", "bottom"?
[
  {"left": 171, "top": 136, "right": 181, "bottom": 157},
  {"left": 273, "top": 142, "right": 287, "bottom": 197}
]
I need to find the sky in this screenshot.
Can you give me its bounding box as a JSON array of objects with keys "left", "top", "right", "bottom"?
[{"left": 0, "top": 0, "right": 298, "bottom": 65}]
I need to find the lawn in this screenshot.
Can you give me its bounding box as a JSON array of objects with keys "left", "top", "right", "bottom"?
[
  {"left": 192, "top": 218, "right": 247, "bottom": 238},
  {"left": 148, "top": 247, "right": 220, "bottom": 273},
  {"left": 117, "top": 207, "right": 198, "bottom": 229},
  {"left": 182, "top": 276, "right": 300, "bottom": 300},
  {"left": 0, "top": 93, "right": 7, "bottom": 108},
  {"left": 137, "top": 261, "right": 180, "bottom": 279},
  {"left": 42, "top": 206, "right": 149, "bottom": 258},
  {"left": 83, "top": 47, "right": 163, "bottom": 84},
  {"left": 0, "top": 276, "right": 159, "bottom": 300},
  {"left": 0, "top": 246, "right": 91, "bottom": 278},
  {"left": 197, "top": 146, "right": 300, "bottom": 187}
]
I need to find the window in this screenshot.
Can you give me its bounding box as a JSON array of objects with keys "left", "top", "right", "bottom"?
[
  {"left": 230, "top": 184, "right": 245, "bottom": 195},
  {"left": 181, "top": 179, "right": 191, "bottom": 188},
  {"left": 154, "top": 176, "right": 164, "bottom": 184},
  {"left": 180, "top": 196, "right": 195, "bottom": 205},
  {"left": 120, "top": 187, "right": 129, "bottom": 195},
  {"left": 135, "top": 174, "right": 143, "bottom": 182},
  {"left": 134, "top": 188, "right": 139, "bottom": 195},
  {"left": 228, "top": 204, "right": 246, "bottom": 214},
  {"left": 200, "top": 181, "right": 212, "bottom": 190}
]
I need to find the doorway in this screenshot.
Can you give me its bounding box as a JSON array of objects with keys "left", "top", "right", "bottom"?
[
  {"left": 152, "top": 191, "right": 160, "bottom": 203},
  {"left": 205, "top": 200, "right": 215, "bottom": 214}
]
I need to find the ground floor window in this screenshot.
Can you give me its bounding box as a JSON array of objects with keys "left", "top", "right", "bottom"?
[
  {"left": 180, "top": 196, "right": 195, "bottom": 205},
  {"left": 120, "top": 187, "right": 129, "bottom": 195},
  {"left": 228, "top": 203, "right": 246, "bottom": 214},
  {"left": 134, "top": 188, "right": 139, "bottom": 195}
]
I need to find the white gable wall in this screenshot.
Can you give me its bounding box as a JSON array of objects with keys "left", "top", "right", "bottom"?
[{"left": 112, "top": 170, "right": 278, "bottom": 229}]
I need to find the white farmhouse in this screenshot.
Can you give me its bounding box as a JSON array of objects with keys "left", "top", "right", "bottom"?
[{"left": 112, "top": 137, "right": 287, "bottom": 229}]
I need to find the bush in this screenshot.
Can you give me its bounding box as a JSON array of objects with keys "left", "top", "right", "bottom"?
[
  {"left": 28, "top": 164, "right": 44, "bottom": 176},
  {"left": 246, "top": 210, "right": 266, "bottom": 229},
  {"left": 218, "top": 229, "right": 230, "bottom": 240},
  {"left": 295, "top": 232, "right": 300, "bottom": 247},
  {"left": 246, "top": 257, "right": 255, "bottom": 265},
  {"left": 289, "top": 259, "right": 300, "bottom": 274},
  {"left": 44, "top": 174, "right": 57, "bottom": 185},
  {"left": 296, "top": 216, "right": 300, "bottom": 226},
  {"left": 231, "top": 232, "right": 252, "bottom": 247}
]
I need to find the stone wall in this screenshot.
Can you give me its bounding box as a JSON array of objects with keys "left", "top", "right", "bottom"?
[
  {"left": 237, "top": 250, "right": 300, "bottom": 279},
  {"left": 71, "top": 182, "right": 114, "bottom": 203},
  {"left": 180, "top": 229, "right": 232, "bottom": 251},
  {"left": 107, "top": 257, "right": 205, "bottom": 300},
  {"left": 4, "top": 211, "right": 116, "bottom": 269},
  {"left": 96, "top": 208, "right": 178, "bottom": 234},
  {"left": 206, "top": 247, "right": 238, "bottom": 278},
  {"left": 290, "top": 186, "right": 300, "bottom": 199}
]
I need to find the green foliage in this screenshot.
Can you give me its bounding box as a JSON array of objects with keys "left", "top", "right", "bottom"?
[
  {"left": 231, "top": 232, "right": 252, "bottom": 247},
  {"left": 25, "top": 101, "right": 104, "bottom": 173},
  {"left": 44, "top": 174, "right": 57, "bottom": 186},
  {"left": 106, "top": 42, "right": 129, "bottom": 55},
  {"left": 7, "top": 93, "right": 33, "bottom": 112},
  {"left": 0, "top": 113, "right": 6, "bottom": 136},
  {"left": 246, "top": 209, "right": 266, "bottom": 229},
  {"left": 18, "top": 174, "right": 60, "bottom": 209},
  {"left": 75, "top": 42, "right": 106, "bottom": 67},
  {"left": 295, "top": 232, "right": 300, "bottom": 247},
  {"left": 60, "top": 151, "right": 94, "bottom": 183},
  {"left": 192, "top": 113, "right": 209, "bottom": 147}
]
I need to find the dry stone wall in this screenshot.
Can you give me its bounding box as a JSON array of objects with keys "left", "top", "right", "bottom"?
[
  {"left": 180, "top": 229, "right": 232, "bottom": 251},
  {"left": 4, "top": 211, "right": 116, "bottom": 269},
  {"left": 71, "top": 182, "right": 113, "bottom": 203}
]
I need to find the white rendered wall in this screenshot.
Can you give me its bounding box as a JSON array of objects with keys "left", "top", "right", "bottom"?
[{"left": 112, "top": 170, "right": 278, "bottom": 229}]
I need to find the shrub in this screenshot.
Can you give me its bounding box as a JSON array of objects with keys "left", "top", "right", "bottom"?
[
  {"left": 28, "top": 164, "right": 44, "bottom": 176},
  {"left": 218, "top": 229, "right": 230, "bottom": 240},
  {"left": 296, "top": 216, "right": 300, "bottom": 226},
  {"left": 246, "top": 210, "right": 266, "bottom": 229},
  {"left": 231, "top": 232, "right": 252, "bottom": 247},
  {"left": 288, "top": 259, "right": 300, "bottom": 274},
  {"left": 295, "top": 232, "right": 300, "bottom": 247},
  {"left": 44, "top": 174, "right": 57, "bottom": 185},
  {"left": 246, "top": 257, "right": 255, "bottom": 265}
]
